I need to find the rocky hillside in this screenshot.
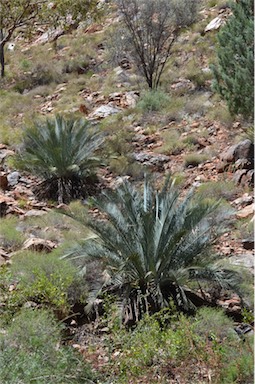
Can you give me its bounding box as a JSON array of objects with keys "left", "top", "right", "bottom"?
[
  {"left": 0, "top": 1, "right": 254, "bottom": 383},
  {"left": 0, "top": 0, "right": 253, "bottom": 270}
]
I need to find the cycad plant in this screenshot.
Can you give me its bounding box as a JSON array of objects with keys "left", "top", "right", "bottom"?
[
  {"left": 66, "top": 177, "right": 240, "bottom": 324},
  {"left": 16, "top": 115, "right": 104, "bottom": 203}
]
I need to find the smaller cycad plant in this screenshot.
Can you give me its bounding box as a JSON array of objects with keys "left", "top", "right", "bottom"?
[{"left": 15, "top": 115, "right": 104, "bottom": 203}]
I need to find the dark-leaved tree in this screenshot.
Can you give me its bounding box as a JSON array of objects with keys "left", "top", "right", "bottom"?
[{"left": 211, "top": 0, "right": 254, "bottom": 120}]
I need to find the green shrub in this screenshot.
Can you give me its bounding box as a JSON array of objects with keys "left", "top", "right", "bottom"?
[
  {"left": 193, "top": 307, "right": 237, "bottom": 340},
  {"left": 7, "top": 251, "right": 87, "bottom": 318},
  {"left": 137, "top": 89, "right": 170, "bottom": 112},
  {"left": 184, "top": 153, "right": 209, "bottom": 167},
  {"left": 157, "top": 129, "right": 185, "bottom": 155},
  {"left": 0, "top": 217, "right": 25, "bottom": 251},
  {"left": 101, "top": 308, "right": 253, "bottom": 383},
  {"left": 13, "top": 62, "right": 63, "bottom": 94},
  {"left": 196, "top": 180, "right": 243, "bottom": 201},
  {"left": 220, "top": 341, "right": 254, "bottom": 383},
  {"left": 15, "top": 115, "right": 104, "bottom": 203},
  {"left": 0, "top": 308, "right": 97, "bottom": 384}
]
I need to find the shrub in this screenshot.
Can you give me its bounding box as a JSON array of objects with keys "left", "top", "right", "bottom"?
[
  {"left": 118, "top": 0, "right": 199, "bottom": 89},
  {"left": 195, "top": 180, "right": 243, "bottom": 201},
  {"left": 6, "top": 250, "right": 87, "bottom": 318},
  {"left": 157, "top": 129, "right": 184, "bottom": 155},
  {"left": 13, "top": 63, "right": 62, "bottom": 94},
  {"left": 184, "top": 153, "right": 209, "bottom": 167},
  {"left": 193, "top": 307, "right": 237, "bottom": 340},
  {"left": 211, "top": 0, "right": 254, "bottom": 119},
  {"left": 0, "top": 217, "right": 25, "bottom": 251},
  {"left": 101, "top": 308, "right": 253, "bottom": 383},
  {"left": 15, "top": 115, "right": 104, "bottom": 203},
  {"left": 137, "top": 89, "right": 170, "bottom": 112},
  {"left": 0, "top": 308, "right": 97, "bottom": 384}
]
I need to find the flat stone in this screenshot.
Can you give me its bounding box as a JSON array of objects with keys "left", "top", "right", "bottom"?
[
  {"left": 228, "top": 254, "right": 254, "bottom": 273},
  {"left": 89, "top": 104, "right": 122, "bottom": 119},
  {"left": 133, "top": 152, "right": 170, "bottom": 166},
  {"left": 233, "top": 194, "right": 253, "bottom": 206},
  {"left": 22, "top": 238, "right": 56, "bottom": 253},
  {"left": 7, "top": 171, "right": 20, "bottom": 186},
  {"left": 236, "top": 203, "right": 254, "bottom": 219},
  {"left": 24, "top": 209, "right": 48, "bottom": 218},
  {"left": 204, "top": 16, "right": 226, "bottom": 32}
]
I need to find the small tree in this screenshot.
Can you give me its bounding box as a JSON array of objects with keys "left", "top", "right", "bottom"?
[
  {"left": 211, "top": 0, "right": 254, "bottom": 119},
  {"left": 0, "top": 0, "right": 43, "bottom": 77},
  {"left": 117, "top": 0, "right": 199, "bottom": 89},
  {"left": 0, "top": 0, "right": 99, "bottom": 77}
]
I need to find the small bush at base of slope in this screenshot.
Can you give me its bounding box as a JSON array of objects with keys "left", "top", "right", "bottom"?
[{"left": 0, "top": 308, "right": 97, "bottom": 384}]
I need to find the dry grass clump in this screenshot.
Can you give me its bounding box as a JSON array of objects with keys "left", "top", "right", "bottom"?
[{"left": 184, "top": 152, "right": 209, "bottom": 167}]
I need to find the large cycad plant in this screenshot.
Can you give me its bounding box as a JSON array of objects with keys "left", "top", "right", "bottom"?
[
  {"left": 66, "top": 177, "right": 240, "bottom": 323},
  {"left": 16, "top": 115, "right": 104, "bottom": 203}
]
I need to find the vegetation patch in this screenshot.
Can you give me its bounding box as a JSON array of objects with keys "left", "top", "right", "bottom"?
[
  {"left": 1, "top": 250, "right": 87, "bottom": 321},
  {"left": 0, "top": 308, "right": 97, "bottom": 384}
]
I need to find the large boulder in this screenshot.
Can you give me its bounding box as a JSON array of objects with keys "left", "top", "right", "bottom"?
[
  {"left": 218, "top": 139, "right": 254, "bottom": 186},
  {"left": 220, "top": 139, "right": 254, "bottom": 164}
]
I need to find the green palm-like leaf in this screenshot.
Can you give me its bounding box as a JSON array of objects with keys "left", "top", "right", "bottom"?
[
  {"left": 16, "top": 115, "right": 104, "bottom": 203},
  {"left": 65, "top": 177, "right": 241, "bottom": 319}
]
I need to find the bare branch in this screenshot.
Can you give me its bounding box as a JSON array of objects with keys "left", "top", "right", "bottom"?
[{"left": 117, "top": 0, "right": 199, "bottom": 89}]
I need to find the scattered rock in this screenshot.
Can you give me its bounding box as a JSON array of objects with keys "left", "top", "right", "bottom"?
[
  {"left": 239, "top": 169, "right": 254, "bottom": 186},
  {"left": 22, "top": 238, "right": 57, "bottom": 252},
  {"left": 232, "top": 169, "right": 249, "bottom": 184},
  {"left": 204, "top": 16, "right": 226, "bottom": 32},
  {"left": 236, "top": 203, "right": 254, "bottom": 219},
  {"left": 0, "top": 249, "right": 10, "bottom": 266},
  {"left": 228, "top": 254, "right": 254, "bottom": 273},
  {"left": 24, "top": 209, "right": 48, "bottom": 218},
  {"left": 132, "top": 152, "right": 170, "bottom": 168},
  {"left": 220, "top": 139, "right": 254, "bottom": 164},
  {"left": 89, "top": 104, "right": 122, "bottom": 119},
  {"left": 0, "top": 147, "right": 15, "bottom": 162},
  {"left": 218, "top": 140, "right": 254, "bottom": 186},
  {"left": 0, "top": 199, "right": 8, "bottom": 217},
  {"left": 171, "top": 78, "right": 195, "bottom": 94},
  {"left": 119, "top": 57, "right": 131, "bottom": 70},
  {"left": 7, "top": 171, "right": 20, "bottom": 186},
  {"left": 23, "top": 301, "right": 38, "bottom": 308},
  {"left": 234, "top": 323, "right": 254, "bottom": 338},
  {"left": 0, "top": 174, "right": 9, "bottom": 191},
  {"left": 232, "top": 193, "right": 253, "bottom": 207},
  {"left": 242, "top": 238, "right": 254, "bottom": 250}
]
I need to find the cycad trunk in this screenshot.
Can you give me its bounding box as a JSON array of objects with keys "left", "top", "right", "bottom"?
[
  {"left": 57, "top": 178, "right": 64, "bottom": 205},
  {"left": 0, "top": 29, "right": 5, "bottom": 78}
]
